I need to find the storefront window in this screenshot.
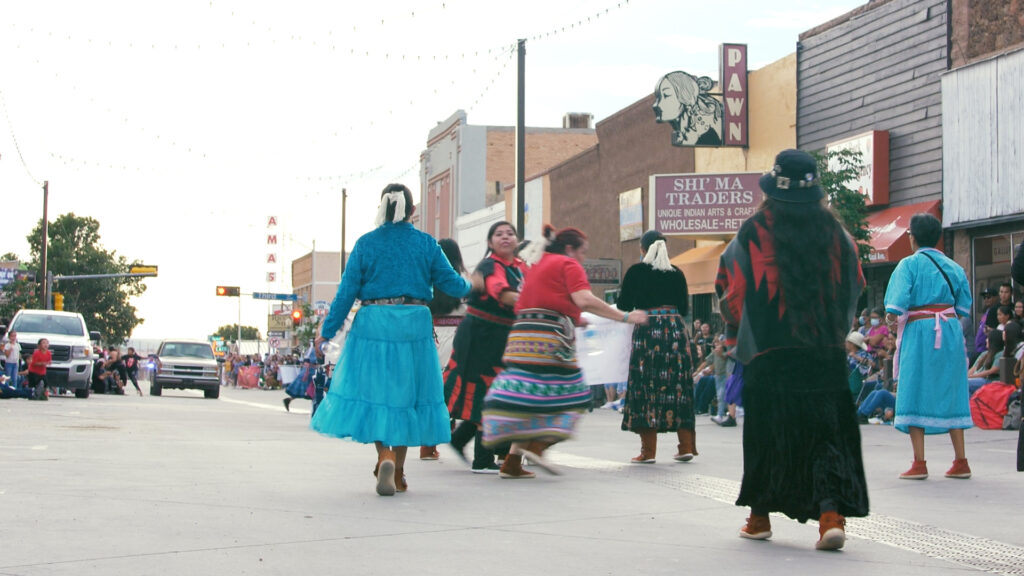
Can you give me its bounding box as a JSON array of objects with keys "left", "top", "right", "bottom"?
[{"left": 973, "top": 232, "right": 1024, "bottom": 317}]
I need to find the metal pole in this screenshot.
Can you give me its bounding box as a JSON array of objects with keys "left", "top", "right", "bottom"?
[
  {"left": 340, "top": 188, "right": 347, "bottom": 274},
  {"left": 41, "top": 180, "right": 49, "bottom": 308},
  {"left": 516, "top": 39, "right": 526, "bottom": 235},
  {"left": 237, "top": 295, "right": 241, "bottom": 347},
  {"left": 311, "top": 239, "right": 316, "bottom": 305}
]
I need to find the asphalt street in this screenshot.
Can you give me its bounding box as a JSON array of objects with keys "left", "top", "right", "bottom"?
[{"left": 1, "top": 386, "right": 1021, "bottom": 576}]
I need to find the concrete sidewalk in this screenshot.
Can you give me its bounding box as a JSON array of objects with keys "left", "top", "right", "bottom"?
[{"left": 1, "top": 387, "right": 1021, "bottom": 576}]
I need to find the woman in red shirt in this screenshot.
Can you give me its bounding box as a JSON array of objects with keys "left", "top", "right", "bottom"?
[
  {"left": 26, "top": 338, "right": 52, "bottom": 400},
  {"left": 481, "top": 225, "right": 649, "bottom": 478}
]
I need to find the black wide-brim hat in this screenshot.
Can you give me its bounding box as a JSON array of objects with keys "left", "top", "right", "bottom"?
[{"left": 758, "top": 149, "right": 824, "bottom": 203}]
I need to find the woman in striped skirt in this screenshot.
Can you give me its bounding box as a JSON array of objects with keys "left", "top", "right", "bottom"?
[
  {"left": 617, "top": 230, "right": 696, "bottom": 464},
  {"left": 482, "top": 225, "right": 649, "bottom": 478}
]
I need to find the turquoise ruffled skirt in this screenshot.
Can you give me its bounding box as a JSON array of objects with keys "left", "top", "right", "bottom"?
[{"left": 311, "top": 305, "right": 452, "bottom": 446}]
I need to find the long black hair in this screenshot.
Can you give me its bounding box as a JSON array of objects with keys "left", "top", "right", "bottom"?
[
  {"left": 430, "top": 238, "right": 466, "bottom": 317},
  {"left": 759, "top": 197, "right": 855, "bottom": 346}
]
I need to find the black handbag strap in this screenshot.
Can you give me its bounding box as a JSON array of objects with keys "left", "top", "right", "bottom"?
[{"left": 920, "top": 251, "right": 956, "bottom": 306}]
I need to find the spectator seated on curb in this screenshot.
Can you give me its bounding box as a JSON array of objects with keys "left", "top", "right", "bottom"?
[
  {"left": 857, "top": 382, "right": 896, "bottom": 425},
  {"left": 968, "top": 330, "right": 1004, "bottom": 395},
  {"left": 846, "top": 331, "right": 876, "bottom": 398},
  {"left": 0, "top": 374, "right": 35, "bottom": 399}
]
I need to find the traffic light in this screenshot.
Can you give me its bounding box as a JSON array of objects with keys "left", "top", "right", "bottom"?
[
  {"left": 216, "top": 286, "right": 240, "bottom": 297},
  {"left": 291, "top": 308, "right": 303, "bottom": 327},
  {"left": 54, "top": 292, "right": 64, "bottom": 311}
]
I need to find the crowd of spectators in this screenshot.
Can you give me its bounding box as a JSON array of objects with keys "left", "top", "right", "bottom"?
[
  {"left": 221, "top": 351, "right": 306, "bottom": 388},
  {"left": 852, "top": 273, "right": 1023, "bottom": 427}
]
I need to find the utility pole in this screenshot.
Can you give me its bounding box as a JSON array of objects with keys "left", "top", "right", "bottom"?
[
  {"left": 516, "top": 39, "right": 526, "bottom": 235},
  {"left": 41, "top": 180, "right": 49, "bottom": 308}
]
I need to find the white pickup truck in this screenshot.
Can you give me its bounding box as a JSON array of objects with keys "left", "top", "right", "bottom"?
[{"left": 9, "top": 309, "right": 101, "bottom": 398}]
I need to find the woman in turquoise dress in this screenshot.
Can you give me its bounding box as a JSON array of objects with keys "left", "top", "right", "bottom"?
[
  {"left": 312, "top": 183, "right": 471, "bottom": 496},
  {"left": 884, "top": 213, "right": 974, "bottom": 480}
]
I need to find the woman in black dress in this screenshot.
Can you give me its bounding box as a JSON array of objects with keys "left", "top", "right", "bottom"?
[
  {"left": 443, "top": 221, "right": 525, "bottom": 473},
  {"left": 617, "top": 230, "right": 696, "bottom": 463}
]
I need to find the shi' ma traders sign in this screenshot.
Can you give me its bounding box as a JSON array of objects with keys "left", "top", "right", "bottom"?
[{"left": 649, "top": 172, "right": 763, "bottom": 236}]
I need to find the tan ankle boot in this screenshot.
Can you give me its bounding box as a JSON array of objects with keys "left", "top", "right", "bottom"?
[
  {"left": 674, "top": 428, "right": 698, "bottom": 462},
  {"left": 631, "top": 429, "right": 657, "bottom": 463},
  {"left": 499, "top": 453, "right": 535, "bottom": 479}
]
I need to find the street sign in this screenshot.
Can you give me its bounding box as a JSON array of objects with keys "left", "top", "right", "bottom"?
[
  {"left": 268, "top": 314, "right": 292, "bottom": 331},
  {"left": 269, "top": 337, "right": 281, "bottom": 349},
  {"left": 252, "top": 292, "right": 298, "bottom": 301},
  {"left": 267, "top": 330, "right": 285, "bottom": 338}
]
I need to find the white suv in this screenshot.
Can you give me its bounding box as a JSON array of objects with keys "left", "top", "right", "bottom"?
[{"left": 9, "top": 310, "right": 99, "bottom": 398}]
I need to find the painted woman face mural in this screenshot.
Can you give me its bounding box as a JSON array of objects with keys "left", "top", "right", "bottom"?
[{"left": 652, "top": 71, "right": 723, "bottom": 147}]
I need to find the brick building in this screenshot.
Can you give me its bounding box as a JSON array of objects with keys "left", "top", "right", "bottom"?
[
  {"left": 418, "top": 110, "right": 597, "bottom": 247},
  {"left": 518, "top": 53, "right": 797, "bottom": 324}
]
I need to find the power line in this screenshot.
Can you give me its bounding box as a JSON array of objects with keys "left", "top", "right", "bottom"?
[{"left": 0, "top": 87, "right": 42, "bottom": 185}]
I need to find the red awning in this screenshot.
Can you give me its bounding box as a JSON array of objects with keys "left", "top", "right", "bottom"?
[{"left": 865, "top": 200, "right": 941, "bottom": 265}]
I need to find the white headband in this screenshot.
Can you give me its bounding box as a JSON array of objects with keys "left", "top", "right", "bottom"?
[
  {"left": 642, "top": 239, "right": 672, "bottom": 271},
  {"left": 374, "top": 190, "right": 407, "bottom": 226}
]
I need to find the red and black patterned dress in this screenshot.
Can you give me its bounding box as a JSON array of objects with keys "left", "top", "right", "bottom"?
[
  {"left": 716, "top": 208, "right": 869, "bottom": 523},
  {"left": 617, "top": 262, "right": 694, "bottom": 433},
  {"left": 443, "top": 254, "right": 525, "bottom": 423}
]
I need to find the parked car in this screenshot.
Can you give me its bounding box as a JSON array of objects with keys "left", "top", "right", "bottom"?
[
  {"left": 9, "top": 309, "right": 101, "bottom": 398},
  {"left": 150, "top": 340, "right": 220, "bottom": 398}
]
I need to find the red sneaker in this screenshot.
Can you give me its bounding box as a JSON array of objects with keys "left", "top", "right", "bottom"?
[
  {"left": 739, "top": 515, "right": 772, "bottom": 540},
  {"left": 899, "top": 460, "right": 928, "bottom": 480},
  {"left": 944, "top": 458, "right": 971, "bottom": 479},
  {"left": 815, "top": 511, "right": 846, "bottom": 550}
]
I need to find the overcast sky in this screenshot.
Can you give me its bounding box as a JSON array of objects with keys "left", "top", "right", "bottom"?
[{"left": 1, "top": 0, "right": 864, "bottom": 340}]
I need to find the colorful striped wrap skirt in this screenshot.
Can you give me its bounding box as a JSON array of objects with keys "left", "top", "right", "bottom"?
[{"left": 481, "top": 308, "right": 590, "bottom": 447}]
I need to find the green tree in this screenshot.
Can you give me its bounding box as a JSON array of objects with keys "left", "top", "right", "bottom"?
[
  {"left": 0, "top": 277, "right": 41, "bottom": 321},
  {"left": 25, "top": 213, "right": 147, "bottom": 344},
  {"left": 212, "top": 324, "right": 261, "bottom": 341},
  {"left": 814, "top": 149, "right": 872, "bottom": 263}
]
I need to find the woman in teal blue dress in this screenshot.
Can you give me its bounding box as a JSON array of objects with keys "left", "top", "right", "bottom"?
[
  {"left": 884, "top": 213, "right": 974, "bottom": 480},
  {"left": 312, "top": 183, "right": 471, "bottom": 496}
]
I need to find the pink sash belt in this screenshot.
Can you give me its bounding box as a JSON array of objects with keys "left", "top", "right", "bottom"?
[{"left": 893, "top": 305, "right": 956, "bottom": 379}]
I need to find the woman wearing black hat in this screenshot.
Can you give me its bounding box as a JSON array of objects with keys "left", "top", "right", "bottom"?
[
  {"left": 717, "top": 149, "right": 868, "bottom": 550},
  {"left": 617, "top": 230, "right": 696, "bottom": 463}
]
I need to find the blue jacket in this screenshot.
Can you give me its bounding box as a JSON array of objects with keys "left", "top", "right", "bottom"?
[{"left": 320, "top": 222, "right": 470, "bottom": 339}]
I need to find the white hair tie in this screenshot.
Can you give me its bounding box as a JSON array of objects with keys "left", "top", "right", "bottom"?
[
  {"left": 642, "top": 239, "right": 672, "bottom": 271},
  {"left": 374, "top": 191, "right": 407, "bottom": 226},
  {"left": 519, "top": 231, "right": 553, "bottom": 266}
]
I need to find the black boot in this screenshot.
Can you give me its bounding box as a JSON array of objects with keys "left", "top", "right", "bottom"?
[
  {"left": 471, "top": 430, "right": 499, "bottom": 474},
  {"left": 449, "top": 420, "right": 476, "bottom": 464}
]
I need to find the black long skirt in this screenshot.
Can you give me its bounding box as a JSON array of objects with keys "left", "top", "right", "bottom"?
[
  {"left": 736, "top": 347, "right": 869, "bottom": 523},
  {"left": 443, "top": 314, "right": 511, "bottom": 423},
  {"left": 620, "top": 312, "right": 694, "bottom": 432}
]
